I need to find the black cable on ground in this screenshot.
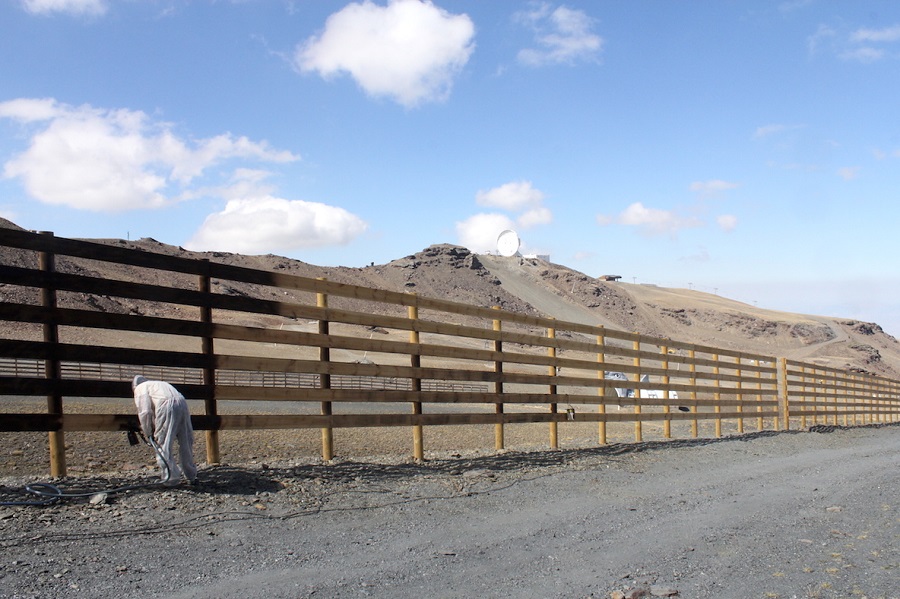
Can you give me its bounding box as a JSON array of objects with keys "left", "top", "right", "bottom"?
[{"left": 0, "top": 431, "right": 170, "bottom": 507}]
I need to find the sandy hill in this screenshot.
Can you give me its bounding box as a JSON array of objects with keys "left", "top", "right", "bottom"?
[{"left": 1, "top": 217, "right": 898, "bottom": 378}]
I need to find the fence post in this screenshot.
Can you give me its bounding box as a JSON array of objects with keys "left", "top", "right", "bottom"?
[
  {"left": 597, "top": 333, "right": 607, "bottom": 445},
  {"left": 799, "top": 364, "right": 807, "bottom": 429},
  {"left": 492, "top": 307, "right": 504, "bottom": 451},
  {"left": 407, "top": 297, "right": 424, "bottom": 462},
  {"left": 713, "top": 354, "right": 722, "bottom": 438},
  {"left": 633, "top": 338, "right": 642, "bottom": 443},
  {"left": 198, "top": 259, "right": 220, "bottom": 464},
  {"left": 735, "top": 355, "right": 744, "bottom": 434},
  {"left": 756, "top": 361, "right": 764, "bottom": 431},
  {"left": 548, "top": 322, "right": 558, "bottom": 449},
  {"left": 690, "top": 349, "right": 698, "bottom": 438},
  {"left": 661, "top": 345, "right": 671, "bottom": 439},
  {"left": 317, "top": 278, "right": 334, "bottom": 461},
  {"left": 779, "top": 357, "right": 790, "bottom": 430},
  {"left": 39, "top": 232, "right": 65, "bottom": 477}
]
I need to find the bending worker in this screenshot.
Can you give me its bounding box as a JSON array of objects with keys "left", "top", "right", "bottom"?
[{"left": 132, "top": 375, "right": 198, "bottom": 486}]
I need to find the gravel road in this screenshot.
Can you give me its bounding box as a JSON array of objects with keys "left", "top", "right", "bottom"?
[{"left": 1, "top": 424, "right": 898, "bottom": 599}]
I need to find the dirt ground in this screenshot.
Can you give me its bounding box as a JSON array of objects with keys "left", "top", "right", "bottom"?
[{"left": 1, "top": 423, "right": 898, "bottom": 599}]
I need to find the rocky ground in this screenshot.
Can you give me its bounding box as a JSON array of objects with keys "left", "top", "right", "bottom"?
[
  {"left": 1, "top": 423, "right": 898, "bottom": 599},
  {"left": 2, "top": 221, "right": 899, "bottom": 598}
]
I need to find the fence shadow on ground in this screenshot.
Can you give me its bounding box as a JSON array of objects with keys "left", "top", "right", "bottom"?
[{"left": 204, "top": 422, "right": 898, "bottom": 491}]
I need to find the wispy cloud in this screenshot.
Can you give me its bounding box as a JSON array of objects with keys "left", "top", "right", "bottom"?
[
  {"left": 515, "top": 3, "right": 603, "bottom": 67},
  {"left": 850, "top": 25, "right": 900, "bottom": 43},
  {"left": 837, "top": 166, "right": 860, "bottom": 181},
  {"left": 752, "top": 123, "right": 800, "bottom": 139},
  {"left": 20, "top": 0, "right": 106, "bottom": 16},
  {"left": 597, "top": 202, "right": 703, "bottom": 238},
  {"left": 689, "top": 180, "right": 740, "bottom": 196},
  {"left": 716, "top": 214, "right": 738, "bottom": 232},
  {"left": 811, "top": 22, "right": 900, "bottom": 63},
  {"left": 807, "top": 24, "right": 836, "bottom": 56},
  {"left": 841, "top": 46, "right": 885, "bottom": 63},
  {"left": 294, "top": 0, "right": 475, "bottom": 107}
]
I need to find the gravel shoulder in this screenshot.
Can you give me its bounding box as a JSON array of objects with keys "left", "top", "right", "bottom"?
[{"left": 1, "top": 424, "right": 898, "bottom": 599}]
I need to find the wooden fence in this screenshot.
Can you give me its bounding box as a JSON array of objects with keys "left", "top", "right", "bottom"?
[{"left": 0, "top": 228, "right": 898, "bottom": 476}]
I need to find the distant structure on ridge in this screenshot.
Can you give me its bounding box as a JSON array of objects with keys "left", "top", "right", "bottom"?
[{"left": 496, "top": 230, "right": 520, "bottom": 257}]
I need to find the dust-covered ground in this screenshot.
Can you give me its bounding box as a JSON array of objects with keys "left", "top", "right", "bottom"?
[{"left": 1, "top": 424, "right": 898, "bottom": 599}]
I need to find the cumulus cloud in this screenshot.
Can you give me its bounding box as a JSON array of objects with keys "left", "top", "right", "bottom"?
[
  {"left": 516, "top": 3, "right": 603, "bottom": 66},
  {"left": 294, "top": 0, "right": 475, "bottom": 107},
  {"left": 457, "top": 180, "right": 553, "bottom": 253},
  {"left": 20, "top": 0, "right": 106, "bottom": 16},
  {"left": 517, "top": 206, "right": 553, "bottom": 228},
  {"left": 475, "top": 180, "right": 545, "bottom": 210},
  {"left": 0, "top": 98, "right": 297, "bottom": 212},
  {"left": 455, "top": 213, "right": 517, "bottom": 254},
  {"left": 185, "top": 196, "right": 368, "bottom": 255},
  {"left": 597, "top": 202, "right": 702, "bottom": 237},
  {"left": 689, "top": 179, "right": 740, "bottom": 196}
]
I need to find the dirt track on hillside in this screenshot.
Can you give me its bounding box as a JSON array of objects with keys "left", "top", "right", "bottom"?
[{"left": 2, "top": 424, "right": 898, "bottom": 599}]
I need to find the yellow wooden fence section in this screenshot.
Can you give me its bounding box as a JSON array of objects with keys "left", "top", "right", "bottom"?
[{"left": 0, "top": 228, "right": 897, "bottom": 475}]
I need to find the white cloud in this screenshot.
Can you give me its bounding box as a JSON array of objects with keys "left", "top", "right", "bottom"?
[
  {"left": 476, "top": 180, "right": 545, "bottom": 210},
  {"left": 753, "top": 123, "right": 789, "bottom": 139},
  {"left": 689, "top": 179, "right": 740, "bottom": 196},
  {"left": 598, "top": 202, "right": 702, "bottom": 237},
  {"left": 779, "top": 0, "right": 813, "bottom": 12},
  {"left": 517, "top": 206, "right": 552, "bottom": 229},
  {"left": 516, "top": 3, "right": 603, "bottom": 66},
  {"left": 841, "top": 46, "right": 885, "bottom": 63},
  {"left": 837, "top": 166, "right": 860, "bottom": 181},
  {"left": 294, "top": 0, "right": 475, "bottom": 107},
  {"left": 850, "top": 25, "right": 900, "bottom": 43},
  {"left": 0, "top": 97, "right": 65, "bottom": 121},
  {"left": 455, "top": 213, "right": 516, "bottom": 253},
  {"left": 810, "top": 23, "right": 900, "bottom": 63},
  {"left": 0, "top": 98, "right": 298, "bottom": 212},
  {"left": 807, "top": 24, "right": 836, "bottom": 56},
  {"left": 716, "top": 214, "right": 738, "bottom": 232},
  {"left": 459, "top": 180, "right": 552, "bottom": 251},
  {"left": 185, "top": 196, "right": 368, "bottom": 255},
  {"left": 21, "top": 0, "right": 106, "bottom": 16}
]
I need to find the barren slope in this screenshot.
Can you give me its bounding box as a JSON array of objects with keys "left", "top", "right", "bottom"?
[{"left": 1, "top": 218, "right": 897, "bottom": 378}]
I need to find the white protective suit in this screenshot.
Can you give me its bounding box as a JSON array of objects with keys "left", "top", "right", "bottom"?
[{"left": 132, "top": 375, "right": 197, "bottom": 486}]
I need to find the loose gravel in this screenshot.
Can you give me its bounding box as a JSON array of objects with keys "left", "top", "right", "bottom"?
[{"left": 1, "top": 424, "right": 898, "bottom": 599}]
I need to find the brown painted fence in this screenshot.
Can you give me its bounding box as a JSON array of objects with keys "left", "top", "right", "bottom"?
[{"left": 1, "top": 228, "right": 898, "bottom": 476}]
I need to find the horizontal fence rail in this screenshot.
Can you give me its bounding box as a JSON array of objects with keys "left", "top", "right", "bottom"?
[{"left": 0, "top": 228, "right": 897, "bottom": 475}]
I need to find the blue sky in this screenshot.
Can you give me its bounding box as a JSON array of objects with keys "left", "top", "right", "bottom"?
[{"left": 1, "top": 1, "right": 899, "bottom": 335}]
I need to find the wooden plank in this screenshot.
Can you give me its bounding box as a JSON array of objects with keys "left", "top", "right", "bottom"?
[
  {"left": 212, "top": 351, "right": 781, "bottom": 393},
  {"left": 211, "top": 384, "right": 780, "bottom": 408},
  {"left": 0, "top": 227, "right": 209, "bottom": 276},
  {"left": 0, "top": 376, "right": 207, "bottom": 399},
  {"left": 0, "top": 303, "right": 207, "bottom": 338},
  {"left": 1, "top": 407, "right": 786, "bottom": 432},
  {"left": 0, "top": 340, "right": 208, "bottom": 371}
]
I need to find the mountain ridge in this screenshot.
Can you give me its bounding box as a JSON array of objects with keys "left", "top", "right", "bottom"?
[{"left": 1, "top": 217, "right": 897, "bottom": 378}]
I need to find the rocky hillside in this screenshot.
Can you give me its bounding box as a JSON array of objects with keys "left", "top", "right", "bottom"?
[{"left": 1, "top": 217, "right": 898, "bottom": 378}]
